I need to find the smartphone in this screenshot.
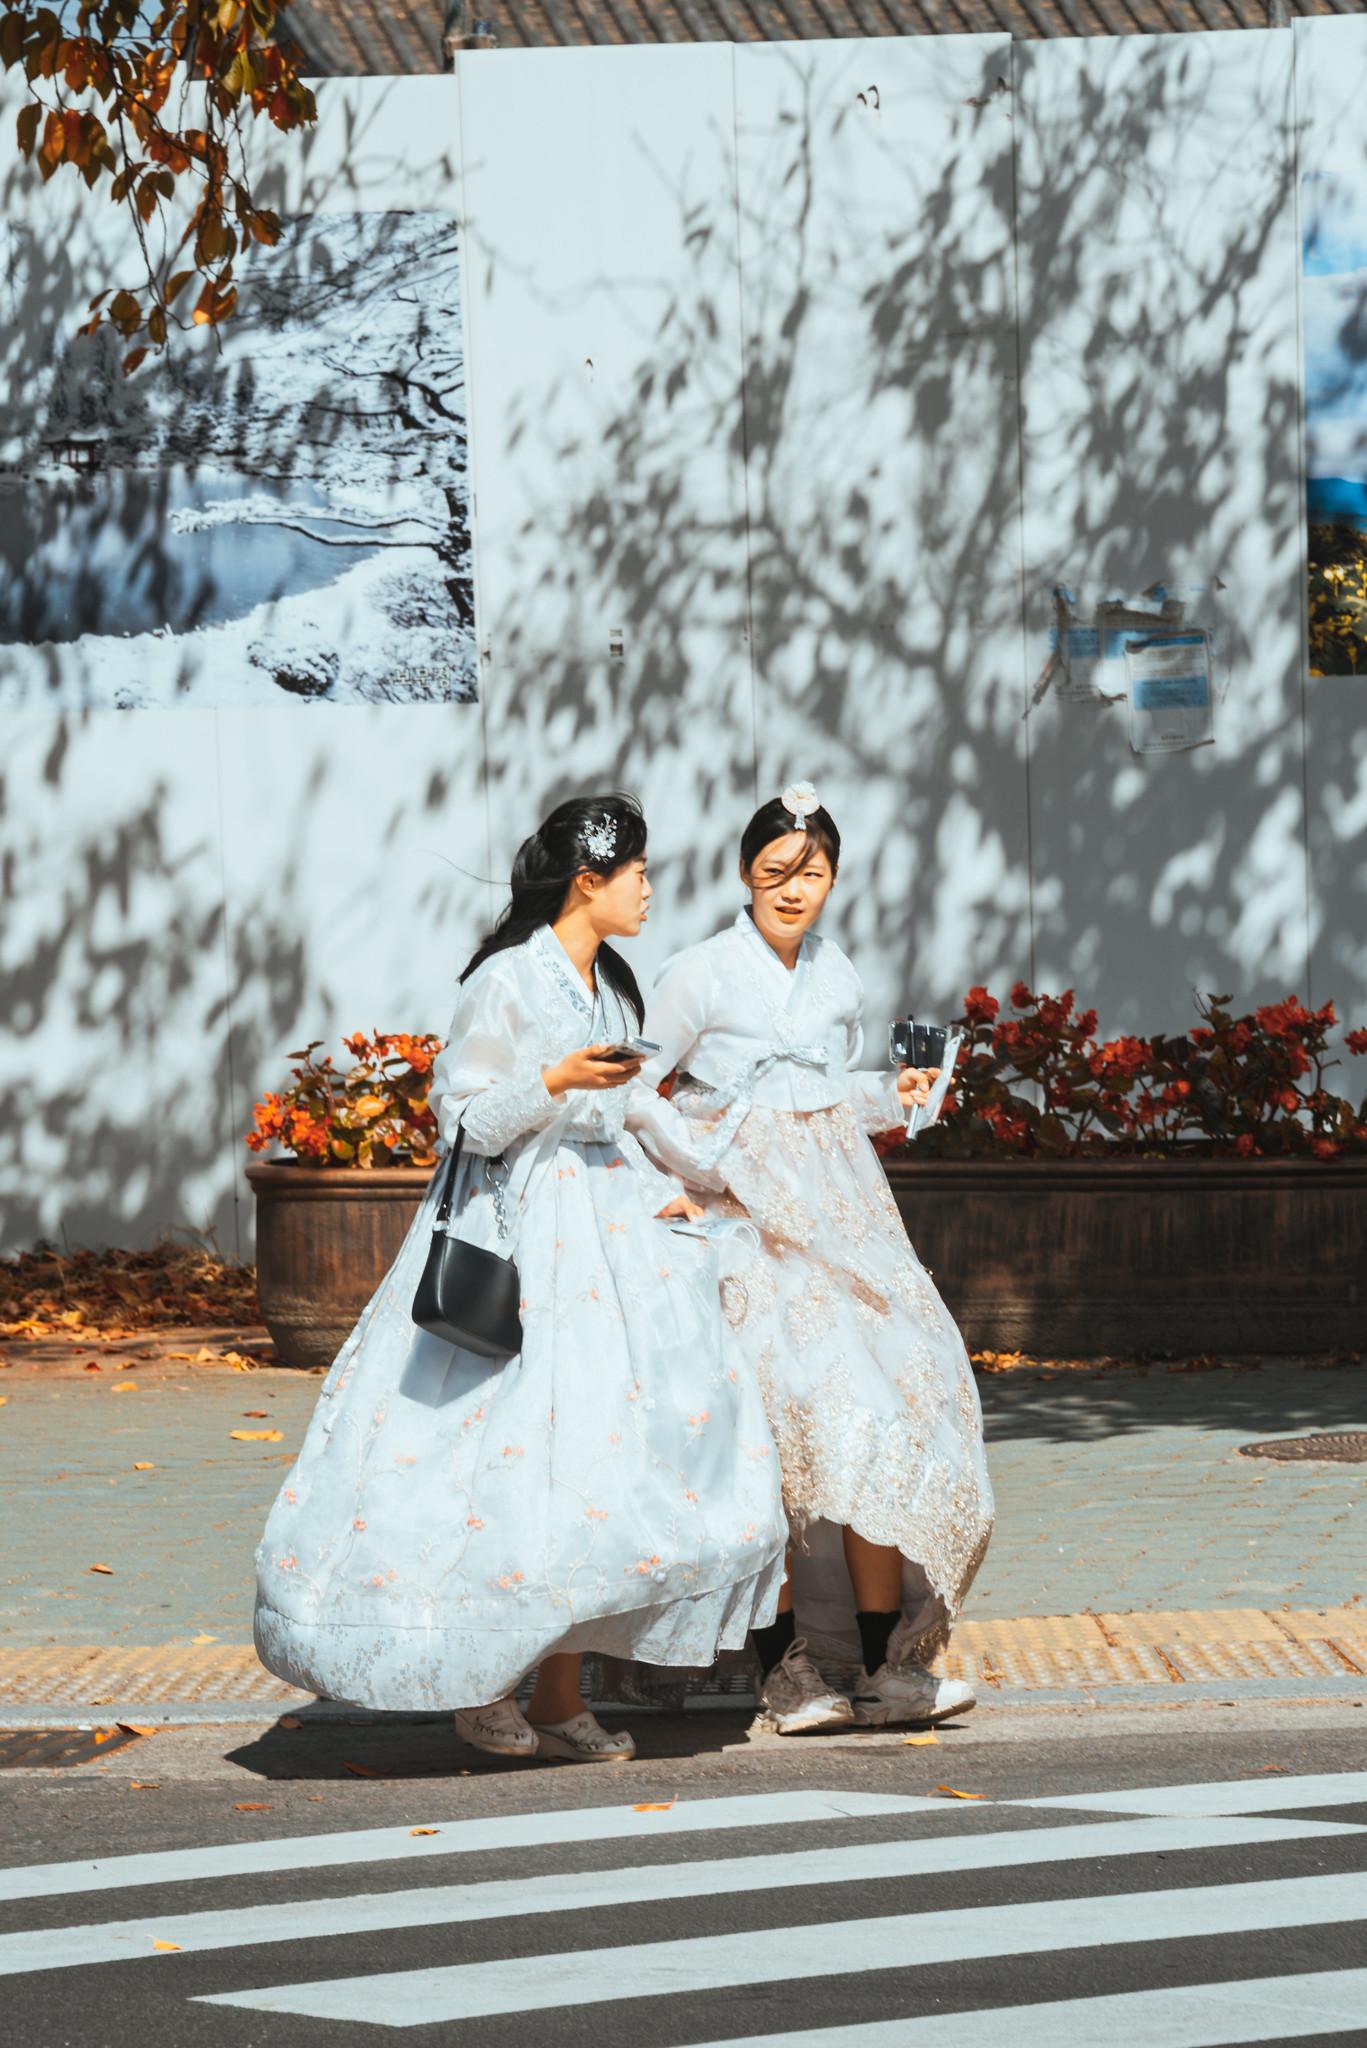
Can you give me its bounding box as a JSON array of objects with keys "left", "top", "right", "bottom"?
[{"left": 594, "top": 1036, "right": 661, "bottom": 1061}]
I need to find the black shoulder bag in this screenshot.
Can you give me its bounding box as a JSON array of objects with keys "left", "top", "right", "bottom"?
[{"left": 411, "top": 1123, "right": 522, "bottom": 1361}]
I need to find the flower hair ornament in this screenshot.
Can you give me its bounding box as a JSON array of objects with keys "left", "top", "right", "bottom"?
[
  {"left": 583, "top": 814, "right": 618, "bottom": 867},
  {"left": 781, "top": 780, "right": 821, "bottom": 832}
]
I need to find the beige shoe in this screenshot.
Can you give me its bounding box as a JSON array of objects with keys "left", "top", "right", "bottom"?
[
  {"left": 851, "top": 1660, "right": 977, "bottom": 1727},
  {"left": 454, "top": 1696, "right": 539, "bottom": 1757},
  {"left": 755, "top": 1637, "right": 855, "bottom": 1735},
  {"left": 530, "top": 1709, "right": 636, "bottom": 1762}
]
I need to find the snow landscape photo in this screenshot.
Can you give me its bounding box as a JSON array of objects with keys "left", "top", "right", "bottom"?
[{"left": 0, "top": 208, "right": 476, "bottom": 707}]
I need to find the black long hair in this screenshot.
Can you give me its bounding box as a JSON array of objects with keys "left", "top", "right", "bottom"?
[
  {"left": 459, "top": 792, "right": 647, "bottom": 1027},
  {"left": 740, "top": 795, "right": 841, "bottom": 881}
]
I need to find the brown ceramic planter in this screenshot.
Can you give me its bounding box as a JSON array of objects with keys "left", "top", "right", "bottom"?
[
  {"left": 883, "top": 1154, "right": 1367, "bottom": 1355},
  {"left": 247, "top": 1161, "right": 430, "bottom": 1370}
]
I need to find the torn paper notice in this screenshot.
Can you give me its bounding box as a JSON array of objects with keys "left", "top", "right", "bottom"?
[
  {"left": 1125, "top": 631, "right": 1214, "bottom": 754},
  {"left": 905, "top": 1032, "right": 964, "bottom": 1141}
]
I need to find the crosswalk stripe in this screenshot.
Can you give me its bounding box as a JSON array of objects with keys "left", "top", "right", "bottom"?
[
  {"left": 6, "top": 1814, "right": 1358, "bottom": 1977},
  {"left": 0, "top": 1789, "right": 937, "bottom": 1906},
  {"left": 198, "top": 1871, "right": 1367, "bottom": 2025},
  {"left": 1013, "top": 1771, "right": 1367, "bottom": 1817},
  {"left": 671, "top": 1966, "right": 1367, "bottom": 2048}
]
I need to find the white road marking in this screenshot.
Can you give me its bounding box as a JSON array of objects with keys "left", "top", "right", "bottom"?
[
  {"left": 1013, "top": 1771, "right": 1367, "bottom": 1817},
  {"left": 0, "top": 1790, "right": 943, "bottom": 1905},
  {"left": 672, "top": 1966, "right": 1367, "bottom": 2048},
  {"left": 5, "top": 1815, "right": 1357, "bottom": 1977},
  {"left": 198, "top": 1871, "right": 1367, "bottom": 2025}
]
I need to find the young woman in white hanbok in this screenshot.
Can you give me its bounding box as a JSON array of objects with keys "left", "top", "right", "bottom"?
[
  {"left": 629, "top": 786, "right": 994, "bottom": 1734},
  {"left": 254, "top": 794, "right": 786, "bottom": 1762}
]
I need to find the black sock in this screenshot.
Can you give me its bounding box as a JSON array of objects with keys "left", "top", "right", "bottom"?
[
  {"left": 856, "top": 1608, "right": 900, "bottom": 1676},
  {"left": 751, "top": 1608, "right": 797, "bottom": 1681}
]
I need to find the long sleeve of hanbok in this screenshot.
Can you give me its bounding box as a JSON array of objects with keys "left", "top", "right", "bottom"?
[
  {"left": 626, "top": 954, "right": 731, "bottom": 1192},
  {"left": 430, "top": 963, "right": 561, "bottom": 1156},
  {"left": 844, "top": 1007, "right": 904, "bottom": 1134}
]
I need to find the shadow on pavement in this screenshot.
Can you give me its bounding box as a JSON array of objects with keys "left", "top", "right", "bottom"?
[{"left": 978, "top": 1359, "right": 1367, "bottom": 1446}]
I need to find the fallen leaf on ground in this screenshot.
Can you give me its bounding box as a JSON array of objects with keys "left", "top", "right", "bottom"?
[
  {"left": 279, "top": 1715, "right": 302, "bottom": 1730},
  {"left": 223, "top": 1353, "right": 258, "bottom": 1371},
  {"left": 110, "top": 1382, "right": 138, "bottom": 1392},
  {"left": 89, "top": 1563, "right": 114, "bottom": 1574},
  {"left": 1260, "top": 1763, "right": 1289, "bottom": 1773},
  {"left": 980, "top": 1656, "right": 1003, "bottom": 1688},
  {"left": 133, "top": 1462, "right": 154, "bottom": 1471},
  {"left": 229, "top": 1428, "right": 284, "bottom": 1442},
  {"left": 129, "top": 1781, "right": 160, "bottom": 1790},
  {"left": 902, "top": 1733, "right": 938, "bottom": 1746},
  {"left": 934, "top": 1785, "right": 985, "bottom": 1800},
  {"left": 233, "top": 1802, "right": 272, "bottom": 1812},
  {"left": 150, "top": 1938, "right": 181, "bottom": 1951},
  {"left": 242, "top": 1410, "right": 269, "bottom": 1418},
  {"left": 410, "top": 1826, "right": 439, "bottom": 1836},
  {"left": 632, "top": 1801, "right": 675, "bottom": 1812},
  {"left": 191, "top": 1633, "right": 218, "bottom": 1645},
  {"left": 83, "top": 1361, "right": 102, "bottom": 1372},
  {"left": 0, "top": 1395, "right": 7, "bottom": 1406},
  {"left": 117, "top": 1723, "right": 158, "bottom": 1737},
  {"left": 344, "top": 1762, "right": 384, "bottom": 1778}
]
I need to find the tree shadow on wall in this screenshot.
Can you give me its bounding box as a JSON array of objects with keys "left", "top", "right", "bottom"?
[{"left": 475, "top": 34, "right": 1309, "bottom": 1025}]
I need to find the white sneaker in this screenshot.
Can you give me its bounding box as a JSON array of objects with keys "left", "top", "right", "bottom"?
[
  {"left": 756, "top": 1636, "right": 856, "bottom": 1735},
  {"left": 530, "top": 1709, "right": 636, "bottom": 1763},
  {"left": 851, "top": 1659, "right": 976, "bottom": 1727},
  {"left": 454, "top": 1696, "right": 539, "bottom": 1757}
]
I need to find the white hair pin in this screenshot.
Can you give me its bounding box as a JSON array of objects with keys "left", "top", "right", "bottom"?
[
  {"left": 583, "top": 815, "right": 618, "bottom": 866},
  {"left": 781, "top": 780, "right": 821, "bottom": 831}
]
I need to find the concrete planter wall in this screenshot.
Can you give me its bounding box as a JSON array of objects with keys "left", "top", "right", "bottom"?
[
  {"left": 250, "top": 1154, "right": 1366, "bottom": 1369},
  {"left": 247, "top": 1161, "right": 431, "bottom": 1370},
  {"left": 883, "top": 1155, "right": 1367, "bottom": 1355}
]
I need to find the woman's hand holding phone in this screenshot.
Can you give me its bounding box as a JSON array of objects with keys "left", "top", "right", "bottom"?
[
  {"left": 543, "top": 1044, "right": 646, "bottom": 1096},
  {"left": 896, "top": 1064, "right": 939, "bottom": 1109}
]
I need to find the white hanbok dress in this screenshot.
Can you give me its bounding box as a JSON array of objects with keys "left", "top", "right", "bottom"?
[
  {"left": 630, "top": 909, "right": 994, "bottom": 1665},
  {"left": 254, "top": 924, "right": 787, "bottom": 1712}
]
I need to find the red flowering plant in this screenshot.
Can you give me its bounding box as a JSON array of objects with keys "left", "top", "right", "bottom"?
[
  {"left": 883, "top": 984, "right": 1367, "bottom": 1161},
  {"left": 245, "top": 1032, "right": 444, "bottom": 1168}
]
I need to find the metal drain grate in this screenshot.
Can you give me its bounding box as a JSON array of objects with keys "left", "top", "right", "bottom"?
[{"left": 1238, "top": 1432, "right": 1367, "bottom": 1463}]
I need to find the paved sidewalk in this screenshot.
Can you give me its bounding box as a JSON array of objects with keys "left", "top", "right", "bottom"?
[{"left": 1, "top": 1342, "right": 1363, "bottom": 1709}]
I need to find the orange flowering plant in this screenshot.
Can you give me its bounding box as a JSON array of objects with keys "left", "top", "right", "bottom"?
[
  {"left": 879, "top": 985, "right": 1367, "bottom": 1161},
  {"left": 246, "top": 1032, "right": 443, "bottom": 1168}
]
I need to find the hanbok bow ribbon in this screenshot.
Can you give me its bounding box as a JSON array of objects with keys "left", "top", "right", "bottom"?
[{"left": 683, "top": 1040, "right": 829, "bottom": 1171}]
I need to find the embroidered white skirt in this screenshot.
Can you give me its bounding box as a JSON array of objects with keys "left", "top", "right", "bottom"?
[
  {"left": 254, "top": 1138, "right": 787, "bottom": 1711},
  {"left": 672, "top": 1087, "right": 994, "bottom": 1663}
]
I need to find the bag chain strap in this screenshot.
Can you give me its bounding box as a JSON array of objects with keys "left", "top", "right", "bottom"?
[{"left": 434, "top": 1122, "right": 510, "bottom": 1245}]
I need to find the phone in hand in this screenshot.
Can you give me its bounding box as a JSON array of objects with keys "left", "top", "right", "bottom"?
[{"left": 594, "top": 1036, "right": 661, "bottom": 1061}]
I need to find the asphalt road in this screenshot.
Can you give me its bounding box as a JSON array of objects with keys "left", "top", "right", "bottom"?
[{"left": 2, "top": 1704, "right": 1365, "bottom": 2048}]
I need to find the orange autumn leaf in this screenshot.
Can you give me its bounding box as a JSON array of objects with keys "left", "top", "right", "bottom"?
[
  {"left": 117, "top": 1723, "right": 158, "bottom": 1737},
  {"left": 191, "top": 1633, "right": 218, "bottom": 1644},
  {"left": 632, "top": 1801, "right": 675, "bottom": 1812},
  {"left": 902, "top": 1732, "right": 938, "bottom": 1746},
  {"left": 935, "top": 1784, "right": 985, "bottom": 1800},
  {"left": 229, "top": 1428, "right": 283, "bottom": 1442},
  {"left": 242, "top": 1410, "right": 269, "bottom": 1418},
  {"left": 344, "top": 1762, "right": 383, "bottom": 1778},
  {"left": 150, "top": 1938, "right": 181, "bottom": 1951},
  {"left": 89, "top": 1562, "right": 114, "bottom": 1574},
  {"left": 279, "top": 1715, "right": 302, "bottom": 1730},
  {"left": 129, "top": 1781, "right": 160, "bottom": 1790},
  {"left": 233, "top": 1802, "right": 272, "bottom": 1812},
  {"left": 410, "top": 1826, "right": 439, "bottom": 1836},
  {"left": 110, "top": 1381, "right": 138, "bottom": 1392},
  {"left": 133, "top": 1462, "right": 155, "bottom": 1471}
]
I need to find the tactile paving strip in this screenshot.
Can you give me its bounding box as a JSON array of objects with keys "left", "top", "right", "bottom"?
[{"left": 1, "top": 1608, "right": 1363, "bottom": 1709}]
